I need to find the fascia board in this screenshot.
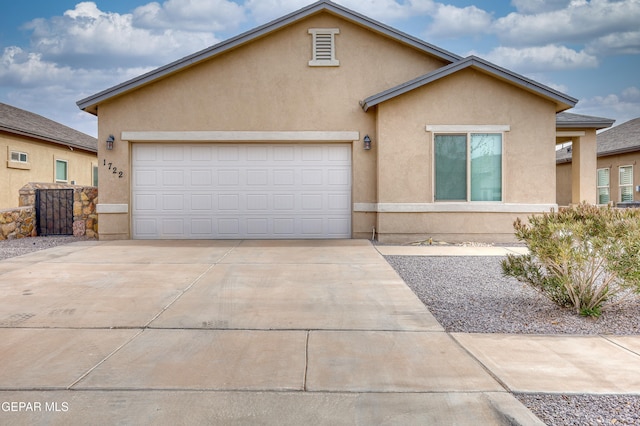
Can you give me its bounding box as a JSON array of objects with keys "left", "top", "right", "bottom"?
[{"left": 362, "top": 56, "right": 579, "bottom": 112}]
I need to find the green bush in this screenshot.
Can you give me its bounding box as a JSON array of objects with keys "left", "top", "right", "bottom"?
[{"left": 501, "top": 203, "right": 640, "bottom": 317}]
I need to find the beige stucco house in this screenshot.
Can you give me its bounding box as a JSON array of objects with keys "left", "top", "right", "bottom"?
[
  {"left": 1, "top": 102, "right": 97, "bottom": 209},
  {"left": 78, "top": 0, "right": 598, "bottom": 242},
  {"left": 557, "top": 116, "right": 639, "bottom": 206}
]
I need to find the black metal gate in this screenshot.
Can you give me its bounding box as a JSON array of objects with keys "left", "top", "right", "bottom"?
[{"left": 35, "top": 189, "right": 74, "bottom": 236}]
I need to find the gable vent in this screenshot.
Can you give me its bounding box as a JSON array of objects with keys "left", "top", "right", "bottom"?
[{"left": 308, "top": 28, "right": 339, "bottom": 66}]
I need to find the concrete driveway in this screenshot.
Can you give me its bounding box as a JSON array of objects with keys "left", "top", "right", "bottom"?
[{"left": 0, "top": 240, "right": 542, "bottom": 425}]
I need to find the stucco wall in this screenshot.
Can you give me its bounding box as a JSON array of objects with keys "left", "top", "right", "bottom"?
[
  {"left": 93, "top": 12, "right": 449, "bottom": 240},
  {"left": 1, "top": 131, "right": 97, "bottom": 209},
  {"left": 556, "top": 151, "right": 640, "bottom": 206},
  {"left": 373, "top": 68, "right": 558, "bottom": 242},
  {"left": 556, "top": 161, "right": 572, "bottom": 206}
]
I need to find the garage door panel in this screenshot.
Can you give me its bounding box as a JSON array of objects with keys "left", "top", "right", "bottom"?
[
  {"left": 191, "top": 194, "right": 213, "bottom": 211},
  {"left": 191, "top": 218, "right": 213, "bottom": 235},
  {"left": 132, "top": 143, "right": 351, "bottom": 239},
  {"left": 191, "top": 146, "right": 212, "bottom": 161},
  {"left": 218, "top": 218, "right": 240, "bottom": 235},
  {"left": 162, "top": 194, "right": 184, "bottom": 211},
  {"left": 328, "top": 193, "right": 350, "bottom": 210},
  {"left": 162, "top": 146, "right": 184, "bottom": 161},
  {"left": 218, "top": 170, "right": 239, "bottom": 185},
  {"left": 247, "top": 194, "right": 269, "bottom": 210},
  {"left": 190, "top": 170, "right": 212, "bottom": 186},
  {"left": 218, "top": 146, "right": 240, "bottom": 161},
  {"left": 162, "top": 218, "right": 185, "bottom": 235},
  {"left": 135, "top": 169, "right": 157, "bottom": 186},
  {"left": 218, "top": 194, "right": 239, "bottom": 211}
]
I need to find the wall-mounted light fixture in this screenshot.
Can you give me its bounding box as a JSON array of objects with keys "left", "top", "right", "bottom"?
[
  {"left": 363, "top": 135, "right": 371, "bottom": 150},
  {"left": 106, "top": 135, "right": 115, "bottom": 150}
]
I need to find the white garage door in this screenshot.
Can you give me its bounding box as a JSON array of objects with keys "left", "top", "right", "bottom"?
[{"left": 132, "top": 143, "right": 351, "bottom": 239}]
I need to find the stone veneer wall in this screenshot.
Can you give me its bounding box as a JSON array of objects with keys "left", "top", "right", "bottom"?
[
  {"left": 0, "top": 206, "right": 36, "bottom": 240},
  {"left": 0, "top": 182, "right": 99, "bottom": 240}
]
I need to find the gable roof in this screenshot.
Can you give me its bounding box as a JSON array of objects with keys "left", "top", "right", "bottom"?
[
  {"left": 361, "top": 55, "right": 578, "bottom": 113},
  {"left": 0, "top": 102, "right": 97, "bottom": 153},
  {"left": 77, "top": 0, "right": 461, "bottom": 115},
  {"left": 556, "top": 112, "right": 616, "bottom": 129},
  {"left": 557, "top": 117, "right": 640, "bottom": 163}
]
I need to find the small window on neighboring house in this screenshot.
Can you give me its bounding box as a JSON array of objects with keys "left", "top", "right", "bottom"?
[
  {"left": 619, "top": 165, "right": 634, "bottom": 202},
  {"left": 308, "top": 28, "right": 339, "bottom": 66},
  {"left": 55, "top": 159, "right": 68, "bottom": 182},
  {"left": 10, "top": 151, "right": 28, "bottom": 163},
  {"left": 92, "top": 164, "right": 99, "bottom": 187},
  {"left": 434, "top": 133, "right": 503, "bottom": 202},
  {"left": 596, "top": 168, "right": 610, "bottom": 204}
]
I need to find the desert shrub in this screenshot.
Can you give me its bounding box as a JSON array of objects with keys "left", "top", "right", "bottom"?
[{"left": 502, "top": 203, "right": 640, "bottom": 316}]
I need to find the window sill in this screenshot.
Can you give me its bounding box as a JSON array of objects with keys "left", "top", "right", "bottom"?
[
  {"left": 353, "top": 202, "right": 558, "bottom": 213},
  {"left": 308, "top": 60, "right": 340, "bottom": 67},
  {"left": 7, "top": 161, "right": 31, "bottom": 170}
]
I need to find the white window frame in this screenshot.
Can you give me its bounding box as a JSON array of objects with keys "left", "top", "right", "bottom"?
[
  {"left": 429, "top": 126, "right": 508, "bottom": 203},
  {"left": 308, "top": 28, "right": 340, "bottom": 67},
  {"left": 55, "top": 159, "right": 68, "bottom": 183},
  {"left": 619, "top": 165, "right": 634, "bottom": 202},
  {"left": 10, "top": 150, "right": 28, "bottom": 163},
  {"left": 596, "top": 167, "right": 610, "bottom": 205}
]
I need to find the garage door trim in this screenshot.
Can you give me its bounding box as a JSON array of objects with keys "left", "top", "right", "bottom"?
[{"left": 122, "top": 130, "right": 360, "bottom": 142}]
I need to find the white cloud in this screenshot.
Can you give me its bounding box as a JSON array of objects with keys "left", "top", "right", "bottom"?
[
  {"left": 480, "top": 44, "right": 598, "bottom": 73},
  {"left": 0, "top": 47, "right": 74, "bottom": 87},
  {"left": 244, "top": 0, "right": 436, "bottom": 24},
  {"left": 336, "top": 0, "right": 435, "bottom": 21},
  {"left": 510, "top": 0, "right": 571, "bottom": 14},
  {"left": 587, "top": 30, "right": 640, "bottom": 55},
  {"left": 572, "top": 86, "right": 640, "bottom": 126},
  {"left": 24, "top": 2, "right": 219, "bottom": 68},
  {"left": 425, "top": 4, "right": 493, "bottom": 38},
  {"left": 132, "top": 0, "right": 245, "bottom": 32},
  {"left": 244, "top": 0, "right": 313, "bottom": 23},
  {"left": 494, "top": 0, "right": 640, "bottom": 49},
  {"left": 0, "top": 45, "right": 155, "bottom": 137}
]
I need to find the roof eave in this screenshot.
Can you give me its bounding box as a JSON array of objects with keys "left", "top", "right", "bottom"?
[
  {"left": 0, "top": 125, "right": 97, "bottom": 153},
  {"left": 556, "top": 120, "right": 616, "bottom": 130},
  {"left": 361, "top": 56, "right": 578, "bottom": 112},
  {"left": 77, "top": 0, "right": 461, "bottom": 114}
]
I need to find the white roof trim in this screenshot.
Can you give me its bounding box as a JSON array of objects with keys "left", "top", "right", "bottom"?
[
  {"left": 556, "top": 131, "right": 586, "bottom": 137},
  {"left": 353, "top": 202, "right": 558, "bottom": 213},
  {"left": 426, "top": 125, "right": 510, "bottom": 132},
  {"left": 121, "top": 130, "right": 360, "bottom": 142},
  {"left": 362, "top": 56, "right": 578, "bottom": 112}
]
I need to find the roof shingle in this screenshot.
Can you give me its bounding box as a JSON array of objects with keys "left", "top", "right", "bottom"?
[
  {"left": 556, "top": 116, "right": 639, "bottom": 163},
  {"left": 0, "top": 102, "right": 96, "bottom": 153}
]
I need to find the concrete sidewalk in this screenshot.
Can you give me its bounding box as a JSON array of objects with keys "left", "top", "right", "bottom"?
[
  {"left": 376, "top": 244, "right": 528, "bottom": 256},
  {"left": 0, "top": 240, "right": 638, "bottom": 425}
]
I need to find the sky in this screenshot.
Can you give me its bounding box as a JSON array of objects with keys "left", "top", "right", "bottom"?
[{"left": 1, "top": 0, "right": 639, "bottom": 137}]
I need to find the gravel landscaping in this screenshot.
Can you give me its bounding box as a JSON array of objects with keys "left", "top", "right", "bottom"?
[
  {"left": 385, "top": 254, "right": 640, "bottom": 426},
  {"left": 0, "top": 235, "right": 90, "bottom": 261}
]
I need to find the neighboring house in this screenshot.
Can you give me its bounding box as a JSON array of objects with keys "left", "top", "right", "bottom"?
[
  {"left": 1, "top": 102, "right": 98, "bottom": 209},
  {"left": 557, "top": 117, "right": 640, "bottom": 206},
  {"left": 77, "top": 0, "right": 600, "bottom": 242}
]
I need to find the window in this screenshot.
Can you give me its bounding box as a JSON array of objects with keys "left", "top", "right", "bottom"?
[
  {"left": 619, "top": 165, "right": 634, "bottom": 202},
  {"left": 55, "top": 159, "right": 68, "bottom": 182},
  {"left": 596, "top": 168, "right": 610, "bottom": 204},
  {"left": 10, "top": 151, "right": 28, "bottom": 163},
  {"left": 308, "top": 28, "right": 339, "bottom": 66},
  {"left": 92, "top": 164, "right": 99, "bottom": 187},
  {"left": 434, "top": 133, "right": 502, "bottom": 201}
]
